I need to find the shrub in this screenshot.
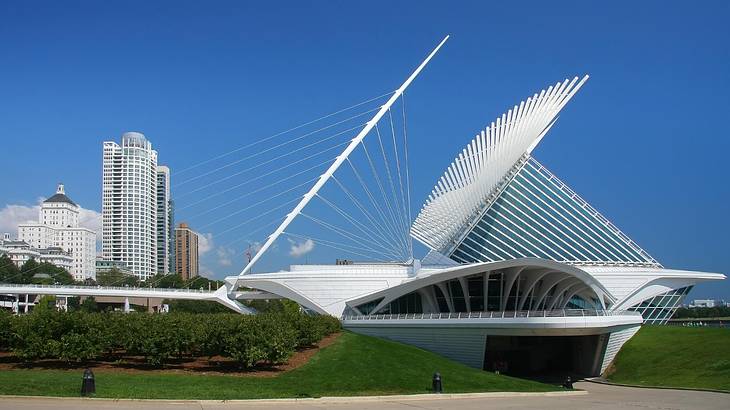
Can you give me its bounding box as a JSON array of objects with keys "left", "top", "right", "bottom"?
[
  {"left": 0, "top": 310, "right": 13, "bottom": 351},
  {"left": 5, "top": 310, "right": 340, "bottom": 367}
]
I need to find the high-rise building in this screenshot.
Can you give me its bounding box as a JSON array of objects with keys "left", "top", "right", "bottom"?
[
  {"left": 102, "top": 132, "right": 158, "bottom": 280},
  {"left": 17, "top": 183, "right": 97, "bottom": 280},
  {"left": 156, "top": 166, "right": 173, "bottom": 274},
  {"left": 175, "top": 222, "right": 199, "bottom": 280},
  {"left": 168, "top": 200, "right": 175, "bottom": 273}
]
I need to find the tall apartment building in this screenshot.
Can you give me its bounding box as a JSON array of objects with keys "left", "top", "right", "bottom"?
[
  {"left": 102, "top": 132, "right": 158, "bottom": 280},
  {"left": 175, "top": 222, "right": 199, "bottom": 280},
  {"left": 156, "top": 166, "right": 174, "bottom": 274},
  {"left": 17, "top": 184, "right": 97, "bottom": 280}
]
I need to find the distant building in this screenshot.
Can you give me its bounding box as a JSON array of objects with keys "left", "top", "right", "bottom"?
[
  {"left": 17, "top": 184, "right": 97, "bottom": 280},
  {"left": 156, "top": 165, "right": 174, "bottom": 274},
  {"left": 0, "top": 239, "right": 73, "bottom": 272},
  {"left": 95, "top": 258, "right": 134, "bottom": 277},
  {"left": 174, "top": 222, "right": 199, "bottom": 280},
  {"left": 102, "top": 132, "right": 158, "bottom": 280},
  {"left": 689, "top": 299, "right": 725, "bottom": 308}
]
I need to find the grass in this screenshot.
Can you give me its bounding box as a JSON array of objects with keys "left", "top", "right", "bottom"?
[
  {"left": 607, "top": 325, "right": 730, "bottom": 391},
  {"left": 0, "top": 331, "right": 556, "bottom": 399}
]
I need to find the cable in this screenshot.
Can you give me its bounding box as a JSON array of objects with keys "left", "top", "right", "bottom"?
[
  {"left": 174, "top": 113, "right": 373, "bottom": 188},
  {"left": 174, "top": 91, "right": 393, "bottom": 176}
]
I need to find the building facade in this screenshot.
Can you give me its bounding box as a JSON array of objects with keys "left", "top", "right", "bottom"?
[
  {"left": 0, "top": 239, "right": 74, "bottom": 272},
  {"left": 175, "top": 222, "right": 199, "bottom": 280},
  {"left": 17, "top": 184, "right": 96, "bottom": 280},
  {"left": 102, "top": 132, "right": 158, "bottom": 280},
  {"left": 156, "top": 165, "right": 173, "bottom": 274},
  {"left": 95, "top": 258, "right": 135, "bottom": 277},
  {"left": 225, "top": 75, "right": 725, "bottom": 376}
]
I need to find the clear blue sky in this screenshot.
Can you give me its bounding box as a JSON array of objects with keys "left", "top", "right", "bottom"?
[{"left": 1, "top": 1, "right": 728, "bottom": 299}]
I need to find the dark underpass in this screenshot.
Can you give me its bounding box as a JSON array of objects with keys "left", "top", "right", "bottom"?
[{"left": 484, "top": 335, "right": 606, "bottom": 378}]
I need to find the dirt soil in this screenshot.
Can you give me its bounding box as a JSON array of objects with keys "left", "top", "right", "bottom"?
[{"left": 0, "top": 332, "right": 342, "bottom": 377}]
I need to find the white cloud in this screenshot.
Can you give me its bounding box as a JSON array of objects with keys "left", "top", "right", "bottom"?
[
  {"left": 198, "top": 232, "right": 214, "bottom": 255},
  {"left": 250, "top": 241, "right": 263, "bottom": 253},
  {"left": 216, "top": 246, "right": 234, "bottom": 266},
  {"left": 199, "top": 264, "right": 216, "bottom": 278},
  {"left": 288, "top": 238, "right": 315, "bottom": 257},
  {"left": 79, "top": 208, "right": 102, "bottom": 234},
  {"left": 0, "top": 204, "right": 38, "bottom": 235}
]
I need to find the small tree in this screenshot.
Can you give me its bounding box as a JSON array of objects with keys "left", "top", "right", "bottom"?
[
  {"left": 80, "top": 297, "right": 98, "bottom": 313},
  {"left": 67, "top": 297, "right": 81, "bottom": 312},
  {"left": 97, "top": 268, "right": 139, "bottom": 287},
  {"left": 0, "top": 254, "right": 19, "bottom": 282},
  {"left": 19, "top": 259, "right": 40, "bottom": 284},
  {"left": 148, "top": 273, "right": 184, "bottom": 289},
  {"left": 34, "top": 295, "right": 57, "bottom": 314}
]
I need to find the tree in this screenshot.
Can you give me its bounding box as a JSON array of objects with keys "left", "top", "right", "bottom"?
[
  {"left": 184, "top": 275, "right": 224, "bottom": 290},
  {"left": 96, "top": 268, "right": 139, "bottom": 287},
  {"left": 80, "top": 297, "right": 98, "bottom": 313},
  {"left": 0, "top": 254, "right": 19, "bottom": 282},
  {"left": 31, "top": 262, "right": 75, "bottom": 285},
  {"left": 33, "top": 295, "right": 57, "bottom": 313},
  {"left": 147, "top": 273, "right": 184, "bottom": 289},
  {"left": 67, "top": 296, "right": 81, "bottom": 311},
  {"left": 162, "top": 299, "right": 233, "bottom": 314},
  {"left": 19, "top": 259, "right": 40, "bottom": 284}
]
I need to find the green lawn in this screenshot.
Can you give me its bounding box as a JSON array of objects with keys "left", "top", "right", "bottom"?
[
  {"left": 608, "top": 326, "right": 730, "bottom": 391},
  {"left": 0, "top": 331, "right": 556, "bottom": 399}
]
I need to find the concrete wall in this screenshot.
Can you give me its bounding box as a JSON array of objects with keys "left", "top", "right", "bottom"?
[
  {"left": 349, "top": 326, "right": 488, "bottom": 368},
  {"left": 600, "top": 325, "right": 641, "bottom": 374},
  {"left": 349, "top": 323, "right": 641, "bottom": 377}
]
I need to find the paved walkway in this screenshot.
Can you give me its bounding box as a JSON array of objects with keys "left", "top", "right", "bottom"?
[{"left": 0, "top": 382, "right": 728, "bottom": 410}]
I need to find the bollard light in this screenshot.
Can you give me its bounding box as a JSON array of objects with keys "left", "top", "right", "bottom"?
[
  {"left": 81, "top": 368, "right": 96, "bottom": 396},
  {"left": 432, "top": 372, "right": 442, "bottom": 393},
  {"left": 562, "top": 375, "right": 573, "bottom": 390}
]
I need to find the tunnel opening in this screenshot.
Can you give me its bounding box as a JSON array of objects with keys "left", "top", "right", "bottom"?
[{"left": 484, "top": 335, "right": 605, "bottom": 380}]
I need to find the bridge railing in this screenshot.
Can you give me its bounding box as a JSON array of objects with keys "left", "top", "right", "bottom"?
[
  {"left": 0, "top": 283, "right": 214, "bottom": 294},
  {"left": 342, "top": 309, "right": 642, "bottom": 321}
]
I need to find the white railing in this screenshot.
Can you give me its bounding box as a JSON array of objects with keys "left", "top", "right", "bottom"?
[
  {"left": 342, "top": 309, "right": 642, "bottom": 321},
  {"left": 0, "top": 283, "right": 214, "bottom": 294}
]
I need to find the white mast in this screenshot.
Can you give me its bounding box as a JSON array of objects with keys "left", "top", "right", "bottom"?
[{"left": 240, "top": 35, "right": 449, "bottom": 275}]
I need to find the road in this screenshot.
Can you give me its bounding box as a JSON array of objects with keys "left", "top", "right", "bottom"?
[{"left": 0, "top": 382, "right": 728, "bottom": 410}]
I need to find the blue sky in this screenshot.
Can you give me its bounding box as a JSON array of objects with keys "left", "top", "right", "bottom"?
[{"left": 1, "top": 1, "right": 728, "bottom": 299}]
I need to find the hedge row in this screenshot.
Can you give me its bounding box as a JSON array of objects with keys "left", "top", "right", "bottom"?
[{"left": 0, "top": 309, "right": 340, "bottom": 367}]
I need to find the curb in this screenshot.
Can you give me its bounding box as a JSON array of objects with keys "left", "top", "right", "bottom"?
[
  {"left": 584, "top": 377, "right": 730, "bottom": 395},
  {"left": 0, "top": 390, "right": 587, "bottom": 403}
]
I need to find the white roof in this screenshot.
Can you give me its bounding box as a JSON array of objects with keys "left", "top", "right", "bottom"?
[{"left": 410, "top": 76, "right": 589, "bottom": 253}]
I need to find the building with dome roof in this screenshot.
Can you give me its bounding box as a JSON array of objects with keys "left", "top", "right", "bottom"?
[
  {"left": 102, "top": 132, "right": 162, "bottom": 280},
  {"left": 17, "top": 184, "right": 97, "bottom": 280}
]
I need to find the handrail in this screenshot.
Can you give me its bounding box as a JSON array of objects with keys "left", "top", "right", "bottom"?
[
  {"left": 0, "top": 283, "right": 214, "bottom": 294},
  {"left": 342, "top": 309, "right": 642, "bottom": 321}
]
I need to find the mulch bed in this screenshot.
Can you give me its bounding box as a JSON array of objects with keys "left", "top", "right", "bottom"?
[{"left": 0, "top": 332, "right": 342, "bottom": 377}]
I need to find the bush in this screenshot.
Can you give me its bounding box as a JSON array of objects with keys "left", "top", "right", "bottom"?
[
  {"left": 4, "top": 310, "right": 340, "bottom": 367},
  {"left": 0, "top": 310, "right": 15, "bottom": 351}
]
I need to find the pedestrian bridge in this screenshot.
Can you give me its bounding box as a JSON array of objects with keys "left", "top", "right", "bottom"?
[{"left": 0, "top": 283, "right": 259, "bottom": 314}]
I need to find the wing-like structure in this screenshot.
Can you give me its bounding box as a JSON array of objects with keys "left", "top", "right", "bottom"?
[{"left": 411, "top": 76, "right": 589, "bottom": 254}]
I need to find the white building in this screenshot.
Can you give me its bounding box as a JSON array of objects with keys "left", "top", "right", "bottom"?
[
  {"left": 225, "top": 63, "right": 725, "bottom": 376},
  {"left": 102, "top": 132, "right": 158, "bottom": 280},
  {"left": 689, "top": 299, "right": 724, "bottom": 308},
  {"left": 0, "top": 239, "right": 74, "bottom": 272},
  {"left": 156, "top": 165, "right": 173, "bottom": 274},
  {"left": 17, "top": 184, "right": 96, "bottom": 280}
]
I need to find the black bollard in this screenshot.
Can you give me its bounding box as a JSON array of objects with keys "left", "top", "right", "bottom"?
[
  {"left": 432, "top": 372, "right": 442, "bottom": 393},
  {"left": 562, "top": 375, "right": 573, "bottom": 390},
  {"left": 81, "top": 368, "right": 96, "bottom": 396}
]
